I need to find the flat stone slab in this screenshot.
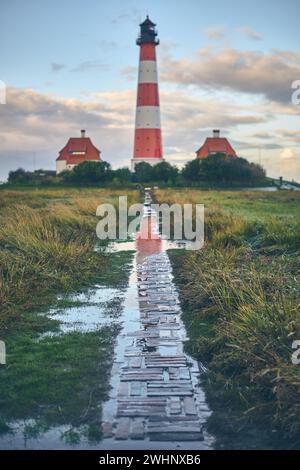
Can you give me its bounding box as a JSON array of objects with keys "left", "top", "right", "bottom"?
[
  {"left": 102, "top": 421, "right": 113, "bottom": 438},
  {"left": 115, "top": 418, "right": 131, "bottom": 440},
  {"left": 130, "top": 418, "right": 145, "bottom": 440},
  {"left": 149, "top": 432, "right": 203, "bottom": 442},
  {"left": 184, "top": 397, "right": 198, "bottom": 415},
  {"left": 148, "top": 390, "right": 193, "bottom": 397}
]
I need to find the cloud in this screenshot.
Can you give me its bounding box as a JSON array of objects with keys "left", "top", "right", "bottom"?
[
  {"left": 252, "top": 132, "right": 274, "bottom": 139},
  {"left": 0, "top": 86, "right": 263, "bottom": 177},
  {"left": 0, "top": 86, "right": 299, "bottom": 182},
  {"left": 230, "top": 138, "right": 283, "bottom": 151},
  {"left": 277, "top": 129, "right": 300, "bottom": 143},
  {"left": 203, "top": 26, "right": 227, "bottom": 40},
  {"left": 51, "top": 63, "right": 65, "bottom": 72},
  {"left": 161, "top": 47, "right": 300, "bottom": 103},
  {"left": 97, "top": 40, "right": 117, "bottom": 49},
  {"left": 71, "top": 60, "right": 108, "bottom": 72},
  {"left": 238, "top": 26, "right": 262, "bottom": 40},
  {"left": 280, "top": 148, "right": 295, "bottom": 159},
  {"left": 0, "top": 87, "right": 135, "bottom": 179},
  {"left": 121, "top": 65, "right": 137, "bottom": 81},
  {"left": 111, "top": 7, "right": 141, "bottom": 25},
  {"left": 160, "top": 91, "right": 266, "bottom": 135}
]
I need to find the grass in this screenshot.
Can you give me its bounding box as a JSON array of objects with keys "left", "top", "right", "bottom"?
[
  {"left": 158, "top": 189, "right": 300, "bottom": 449},
  {"left": 0, "top": 187, "right": 138, "bottom": 332},
  {"left": 0, "top": 187, "right": 138, "bottom": 446},
  {"left": 0, "top": 327, "right": 118, "bottom": 442},
  {"left": 0, "top": 251, "right": 133, "bottom": 444}
]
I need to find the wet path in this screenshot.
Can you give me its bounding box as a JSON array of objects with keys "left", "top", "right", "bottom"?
[{"left": 101, "top": 197, "right": 213, "bottom": 450}]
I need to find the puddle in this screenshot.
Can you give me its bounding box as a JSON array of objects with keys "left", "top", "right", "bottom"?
[
  {"left": 98, "top": 239, "right": 191, "bottom": 253},
  {"left": 40, "top": 287, "right": 123, "bottom": 336},
  {"left": 64, "top": 286, "right": 121, "bottom": 304}
]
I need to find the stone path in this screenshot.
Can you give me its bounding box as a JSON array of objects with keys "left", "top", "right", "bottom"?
[{"left": 101, "top": 199, "right": 212, "bottom": 446}]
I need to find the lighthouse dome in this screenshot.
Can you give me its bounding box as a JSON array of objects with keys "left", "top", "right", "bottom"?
[{"left": 137, "top": 15, "right": 159, "bottom": 45}]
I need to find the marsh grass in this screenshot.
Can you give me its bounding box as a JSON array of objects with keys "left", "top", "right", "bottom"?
[
  {"left": 0, "top": 187, "right": 137, "bottom": 444},
  {"left": 0, "top": 188, "right": 138, "bottom": 331},
  {"left": 164, "top": 189, "right": 300, "bottom": 447}
]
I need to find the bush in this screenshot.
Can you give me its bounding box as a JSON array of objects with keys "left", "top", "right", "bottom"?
[
  {"left": 182, "top": 153, "right": 266, "bottom": 184},
  {"left": 62, "top": 161, "right": 112, "bottom": 184}
]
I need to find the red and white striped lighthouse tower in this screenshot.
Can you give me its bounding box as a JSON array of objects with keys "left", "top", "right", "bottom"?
[{"left": 131, "top": 16, "right": 163, "bottom": 170}]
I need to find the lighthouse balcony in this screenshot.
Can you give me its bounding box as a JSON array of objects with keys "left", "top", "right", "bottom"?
[{"left": 136, "top": 36, "right": 159, "bottom": 45}]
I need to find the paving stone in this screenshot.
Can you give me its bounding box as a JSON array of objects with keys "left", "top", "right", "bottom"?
[
  {"left": 148, "top": 423, "right": 201, "bottom": 433},
  {"left": 130, "top": 418, "right": 145, "bottom": 440},
  {"left": 184, "top": 397, "right": 197, "bottom": 415},
  {"left": 115, "top": 418, "right": 131, "bottom": 440},
  {"left": 118, "top": 382, "right": 129, "bottom": 397},
  {"left": 117, "top": 407, "right": 166, "bottom": 417},
  {"left": 118, "top": 398, "right": 167, "bottom": 405},
  {"left": 129, "top": 356, "right": 142, "bottom": 368},
  {"left": 169, "top": 397, "right": 182, "bottom": 415},
  {"left": 148, "top": 416, "right": 200, "bottom": 423},
  {"left": 179, "top": 367, "right": 191, "bottom": 380},
  {"left": 130, "top": 381, "right": 143, "bottom": 396},
  {"left": 149, "top": 432, "right": 203, "bottom": 441},
  {"left": 148, "top": 380, "right": 191, "bottom": 386},
  {"left": 148, "top": 389, "right": 193, "bottom": 397},
  {"left": 155, "top": 389, "right": 193, "bottom": 396},
  {"left": 102, "top": 421, "right": 113, "bottom": 438}
]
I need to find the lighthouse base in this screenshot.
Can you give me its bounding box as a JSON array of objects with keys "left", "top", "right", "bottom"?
[{"left": 131, "top": 158, "right": 164, "bottom": 172}]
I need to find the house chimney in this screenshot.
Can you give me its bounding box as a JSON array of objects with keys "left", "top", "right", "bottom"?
[
  {"left": 81, "top": 129, "right": 86, "bottom": 138},
  {"left": 213, "top": 129, "right": 220, "bottom": 138}
]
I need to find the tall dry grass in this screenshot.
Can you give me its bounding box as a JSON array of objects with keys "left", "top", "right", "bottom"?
[
  {"left": 162, "top": 189, "right": 300, "bottom": 442},
  {"left": 0, "top": 188, "right": 138, "bottom": 331}
]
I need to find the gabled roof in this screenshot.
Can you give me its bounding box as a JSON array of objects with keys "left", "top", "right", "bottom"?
[
  {"left": 56, "top": 137, "right": 101, "bottom": 163},
  {"left": 196, "top": 137, "right": 236, "bottom": 158}
]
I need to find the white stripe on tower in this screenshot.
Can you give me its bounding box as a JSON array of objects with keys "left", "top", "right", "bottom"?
[
  {"left": 138, "top": 61, "right": 158, "bottom": 84},
  {"left": 135, "top": 106, "right": 161, "bottom": 128}
]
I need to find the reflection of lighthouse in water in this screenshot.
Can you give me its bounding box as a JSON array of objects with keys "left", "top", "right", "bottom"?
[
  {"left": 131, "top": 16, "right": 163, "bottom": 171},
  {"left": 136, "top": 192, "right": 162, "bottom": 264}
]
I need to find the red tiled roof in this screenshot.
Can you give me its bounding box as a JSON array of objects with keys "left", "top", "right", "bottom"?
[
  {"left": 196, "top": 137, "right": 236, "bottom": 159},
  {"left": 56, "top": 137, "right": 101, "bottom": 163}
]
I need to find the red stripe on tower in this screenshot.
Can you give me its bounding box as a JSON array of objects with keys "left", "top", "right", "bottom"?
[
  {"left": 137, "top": 83, "right": 159, "bottom": 106},
  {"left": 131, "top": 16, "right": 163, "bottom": 170}
]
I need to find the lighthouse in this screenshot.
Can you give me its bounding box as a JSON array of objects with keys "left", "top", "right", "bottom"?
[{"left": 131, "top": 16, "right": 163, "bottom": 170}]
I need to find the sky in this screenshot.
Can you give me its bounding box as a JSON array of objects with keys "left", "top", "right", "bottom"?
[{"left": 0, "top": 0, "right": 300, "bottom": 181}]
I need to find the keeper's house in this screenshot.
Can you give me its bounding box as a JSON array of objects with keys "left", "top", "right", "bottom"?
[
  {"left": 56, "top": 129, "right": 101, "bottom": 174},
  {"left": 196, "top": 129, "right": 237, "bottom": 159}
]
